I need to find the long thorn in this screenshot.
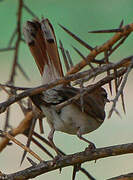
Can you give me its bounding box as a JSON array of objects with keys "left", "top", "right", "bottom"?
[
  {"left": 17, "top": 63, "right": 30, "bottom": 81},
  {"left": 66, "top": 50, "right": 74, "bottom": 68},
  {"left": 88, "top": 28, "right": 123, "bottom": 33},
  {"left": 20, "top": 118, "right": 36, "bottom": 165},
  {"left": 23, "top": 3, "right": 38, "bottom": 19},
  {"left": 59, "top": 40, "right": 70, "bottom": 71},
  {"left": 72, "top": 45, "right": 94, "bottom": 70},
  {"left": 59, "top": 24, "right": 93, "bottom": 50},
  {"left": 119, "top": 19, "right": 124, "bottom": 28}
]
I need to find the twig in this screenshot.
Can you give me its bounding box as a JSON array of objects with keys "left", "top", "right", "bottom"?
[
  {"left": 66, "top": 50, "right": 74, "bottom": 68},
  {"left": 121, "top": 91, "right": 126, "bottom": 114},
  {"left": 0, "top": 47, "right": 15, "bottom": 52},
  {"left": 72, "top": 164, "right": 81, "bottom": 180},
  {"left": 20, "top": 117, "right": 37, "bottom": 165},
  {"left": 119, "top": 19, "right": 124, "bottom": 28},
  {"left": 80, "top": 167, "right": 96, "bottom": 180},
  {"left": 0, "top": 54, "right": 131, "bottom": 114},
  {"left": 30, "top": 136, "right": 54, "bottom": 159},
  {"left": 108, "top": 58, "right": 133, "bottom": 118},
  {"left": 0, "top": 85, "right": 27, "bottom": 130},
  {"left": 107, "top": 172, "right": 133, "bottom": 180},
  {"left": 33, "top": 132, "right": 65, "bottom": 156},
  {"left": 103, "top": 33, "right": 130, "bottom": 60},
  {"left": 17, "top": 63, "right": 30, "bottom": 81},
  {"left": 56, "top": 68, "right": 126, "bottom": 111},
  {"left": 104, "top": 50, "right": 112, "bottom": 94},
  {"left": 32, "top": 132, "right": 92, "bottom": 179},
  {"left": 38, "top": 118, "right": 44, "bottom": 134},
  {"left": 72, "top": 45, "right": 94, "bottom": 70},
  {"left": 23, "top": 3, "right": 38, "bottom": 19},
  {"left": 88, "top": 28, "right": 123, "bottom": 33},
  {"left": 4, "top": 108, "right": 10, "bottom": 131},
  {"left": 0, "top": 83, "right": 30, "bottom": 90},
  {"left": 0, "top": 110, "right": 52, "bottom": 159},
  {"left": 27, "top": 157, "right": 37, "bottom": 166},
  {"left": 8, "top": 28, "right": 17, "bottom": 48},
  {"left": 0, "top": 111, "right": 34, "bottom": 152},
  {"left": 9, "top": 0, "right": 23, "bottom": 84},
  {"left": 2, "top": 142, "right": 133, "bottom": 180},
  {"left": 0, "top": 84, "right": 27, "bottom": 115},
  {"left": 66, "top": 23, "right": 133, "bottom": 75},
  {"left": 59, "top": 40, "right": 70, "bottom": 71},
  {"left": 0, "top": 130, "right": 42, "bottom": 162},
  {"left": 59, "top": 24, "right": 93, "bottom": 50}
]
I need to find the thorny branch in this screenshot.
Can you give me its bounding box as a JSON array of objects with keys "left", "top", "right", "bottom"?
[
  {"left": 0, "top": 1, "right": 133, "bottom": 179},
  {"left": 1, "top": 143, "right": 133, "bottom": 180},
  {"left": 9, "top": 0, "right": 23, "bottom": 84},
  {"left": 0, "top": 54, "right": 131, "bottom": 114},
  {"left": 0, "top": 130, "right": 42, "bottom": 162},
  {"left": 0, "top": 63, "right": 127, "bottom": 114},
  {"left": 108, "top": 58, "right": 133, "bottom": 118},
  {"left": 107, "top": 172, "right": 133, "bottom": 180},
  {"left": 60, "top": 23, "right": 133, "bottom": 74},
  {"left": 3, "top": 0, "right": 26, "bottom": 131},
  {"left": 0, "top": 111, "right": 36, "bottom": 152}
]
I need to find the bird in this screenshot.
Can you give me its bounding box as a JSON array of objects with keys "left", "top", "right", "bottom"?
[{"left": 23, "top": 18, "right": 109, "bottom": 155}]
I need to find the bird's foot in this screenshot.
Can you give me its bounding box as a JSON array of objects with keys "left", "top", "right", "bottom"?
[
  {"left": 52, "top": 153, "right": 64, "bottom": 173},
  {"left": 52, "top": 152, "right": 63, "bottom": 165},
  {"left": 85, "top": 142, "right": 96, "bottom": 153}
]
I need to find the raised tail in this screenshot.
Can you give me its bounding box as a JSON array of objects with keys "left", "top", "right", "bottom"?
[{"left": 23, "top": 18, "right": 64, "bottom": 84}]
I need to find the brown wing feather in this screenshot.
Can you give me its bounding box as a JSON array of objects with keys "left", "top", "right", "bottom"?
[
  {"left": 78, "top": 93, "right": 105, "bottom": 120},
  {"left": 55, "top": 86, "right": 106, "bottom": 120},
  {"left": 30, "top": 85, "right": 106, "bottom": 120}
]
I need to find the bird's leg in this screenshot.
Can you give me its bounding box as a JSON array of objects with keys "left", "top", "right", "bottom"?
[
  {"left": 77, "top": 129, "right": 96, "bottom": 151},
  {"left": 48, "top": 128, "right": 62, "bottom": 156}
]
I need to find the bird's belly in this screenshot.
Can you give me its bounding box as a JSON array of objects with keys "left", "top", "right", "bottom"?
[{"left": 54, "top": 104, "right": 103, "bottom": 135}]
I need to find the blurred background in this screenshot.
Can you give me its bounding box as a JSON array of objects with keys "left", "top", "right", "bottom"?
[{"left": 0, "top": 0, "right": 133, "bottom": 179}]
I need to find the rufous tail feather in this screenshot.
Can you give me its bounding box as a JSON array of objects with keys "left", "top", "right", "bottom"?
[{"left": 23, "top": 18, "right": 64, "bottom": 84}]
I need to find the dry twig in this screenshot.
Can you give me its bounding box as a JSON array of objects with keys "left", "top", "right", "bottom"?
[
  {"left": 1, "top": 142, "right": 133, "bottom": 180},
  {"left": 0, "top": 130, "right": 42, "bottom": 162}
]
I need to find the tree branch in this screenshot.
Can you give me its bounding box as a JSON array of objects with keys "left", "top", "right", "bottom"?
[
  {"left": 0, "top": 111, "right": 34, "bottom": 152},
  {"left": 9, "top": 0, "right": 23, "bottom": 84},
  {"left": 1, "top": 142, "right": 133, "bottom": 180},
  {"left": 107, "top": 172, "right": 133, "bottom": 180},
  {"left": 0, "top": 54, "right": 132, "bottom": 114},
  {"left": 66, "top": 23, "right": 133, "bottom": 75}
]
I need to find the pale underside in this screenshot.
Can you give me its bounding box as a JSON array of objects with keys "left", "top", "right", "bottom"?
[{"left": 41, "top": 103, "right": 103, "bottom": 135}]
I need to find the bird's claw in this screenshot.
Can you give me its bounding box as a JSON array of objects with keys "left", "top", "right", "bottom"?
[{"left": 85, "top": 142, "right": 96, "bottom": 152}]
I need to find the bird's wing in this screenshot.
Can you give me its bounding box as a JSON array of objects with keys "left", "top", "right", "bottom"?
[{"left": 56, "top": 86, "right": 105, "bottom": 120}]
